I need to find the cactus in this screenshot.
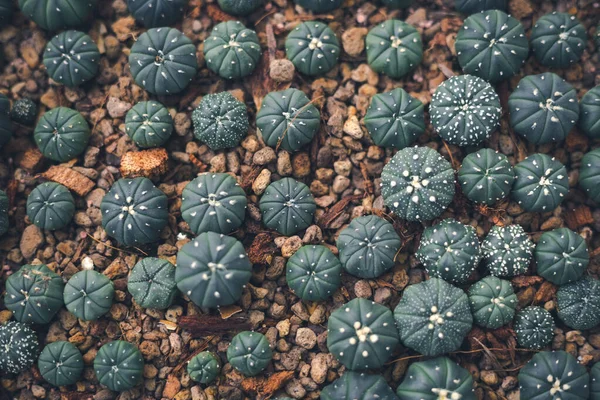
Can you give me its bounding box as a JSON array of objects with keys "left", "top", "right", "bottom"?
[
  {"left": 0, "top": 94, "right": 11, "bottom": 148},
  {"left": 227, "top": 331, "right": 272, "bottom": 376},
  {"left": 380, "top": 0, "right": 413, "bottom": 8},
  {"left": 531, "top": 12, "right": 586, "bottom": 69},
  {"left": 101, "top": 177, "right": 168, "bottom": 247},
  {"left": 430, "top": 75, "right": 501, "bottom": 146},
  {"left": 187, "top": 351, "right": 220, "bottom": 384},
  {"left": 129, "top": 27, "right": 198, "bottom": 96},
  {"left": 481, "top": 224, "right": 534, "bottom": 277},
  {"left": 591, "top": 362, "right": 600, "bottom": 400},
  {"left": 514, "top": 306, "right": 555, "bottom": 349},
  {"left": 337, "top": 215, "right": 401, "bottom": 279},
  {"left": 256, "top": 88, "right": 320, "bottom": 152},
  {"left": 458, "top": 149, "right": 515, "bottom": 205},
  {"left": 0, "top": 0, "right": 12, "bottom": 26},
  {"left": 10, "top": 98, "right": 37, "bottom": 126},
  {"left": 34, "top": 107, "right": 90, "bottom": 162},
  {"left": 293, "top": 0, "right": 341, "bottom": 12},
  {"left": 286, "top": 245, "right": 342, "bottom": 301},
  {"left": 455, "top": 0, "right": 506, "bottom": 14},
  {"left": 381, "top": 146, "right": 455, "bottom": 221},
  {"left": 204, "top": 21, "right": 261, "bottom": 80},
  {"left": 126, "top": 0, "right": 185, "bottom": 28},
  {"left": 5, "top": 264, "right": 64, "bottom": 324},
  {"left": 285, "top": 21, "right": 340, "bottom": 76},
  {"left": 580, "top": 148, "right": 600, "bottom": 203},
  {"left": 43, "top": 30, "right": 100, "bottom": 87},
  {"left": 0, "top": 321, "right": 39, "bottom": 374},
  {"left": 468, "top": 276, "right": 516, "bottom": 329},
  {"left": 218, "top": 0, "right": 262, "bottom": 15},
  {"left": 535, "top": 228, "right": 589, "bottom": 286},
  {"left": 192, "top": 91, "right": 248, "bottom": 151},
  {"left": 508, "top": 73, "right": 579, "bottom": 144},
  {"left": 64, "top": 270, "right": 114, "bottom": 321},
  {"left": 125, "top": 101, "right": 173, "bottom": 148},
  {"left": 38, "top": 341, "right": 84, "bottom": 387},
  {"left": 27, "top": 182, "right": 75, "bottom": 231},
  {"left": 512, "top": 153, "right": 568, "bottom": 213},
  {"left": 175, "top": 232, "right": 252, "bottom": 309},
  {"left": 327, "top": 298, "right": 399, "bottom": 370},
  {"left": 365, "top": 20, "right": 423, "bottom": 79},
  {"left": 363, "top": 88, "right": 425, "bottom": 149},
  {"left": 259, "top": 177, "right": 316, "bottom": 236},
  {"left": 393, "top": 278, "right": 473, "bottom": 356},
  {"left": 557, "top": 277, "right": 600, "bottom": 330},
  {"left": 127, "top": 257, "right": 177, "bottom": 310},
  {"left": 579, "top": 86, "right": 600, "bottom": 139},
  {"left": 94, "top": 341, "right": 144, "bottom": 392},
  {"left": 0, "top": 189, "right": 8, "bottom": 236},
  {"left": 18, "top": 0, "right": 95, "bottom": 31},
  {"left": 321, "top": 371, "right": 398, "bottom": 400},
  {"left": 416, "top": 218, "right": 480, "bottom": 284}
]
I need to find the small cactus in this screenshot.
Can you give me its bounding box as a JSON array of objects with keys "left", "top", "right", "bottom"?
[
  {"left": 126, "top": 0, "right": 185, "bottom": 28},
  {"left": 10, "top": 98, "right": 37, "bottom": 125},
  {"left": 94, "top": 341, "right": 144, "bottom": 392},
  {"left": 535, "top": 228, "right": 589, "bottom": 286},
  {"left": 34, "top": 107, "right": 90, "bottom": 162},
  {"left": 187, "top": 351, "right": 220, "bottom": 384},
  {"left": 481, "top": 224, "right": 534, "bottom": 277},
  {"left": 531, "top": 12, "right": 586, "bottom": 69},
  {"left": 43, "top": 30, "right": 100, "bottom": 87},
  {"left": 320, "top": 371, "right": 398, "bottom": 400},
  {"left": 18, "top": 0, "right": 95, "bottom": 31},
  {"left": 0, "top": 0, "right": 12, "bottom": 26},
  {"left": 557, "top": 277, "right": 600, "bottom": 330},
  {"left": 458, "top": 149, "right": 515, "bottom": 205},
  {"left": 0, "top": 321, "right": 39, "bottom": 374},
  {"left": 455, "top": 0, "right": 506, "bottom": 14},
  {"left": 38, "top": 341, "right": 84, "bottom": 387},
  {"left": 218, "top": 0, "right": 262, "bottom": 15},
  {"left": 127, "top": 257, "right": 177, "bottom": 310},
  {"left": 0, "top": 94, "right": 12, "bottom": 148},
  {"left": 227, "top": 331, "right": 272, "bottom": 376},
  {"left": 285, "top": 21, "right": 340, "bottom": 76},
  {"left": 27, "top": 182, "right": 75, "bottom": 231},
  {"left": 591, "top": 361, "right": 600, "bottom": 400},
  {"left": 579, "top": 148, "right": 600, "bottom": 203},
  {"left": 579, "top": 86, "right": 600, "bottom": 139},
  {"left": 286, "top": 245, "right": 342, "bottom": 301},
  {"left": 293, "top": 0, "right": 341, "bottom": 12},
  {"left": 468, "top": 276, "right": 516, "bottom": 329},
  {"left": 0, "top": 189, "right": 8, "bottom": 236},
  {"left": 514, "top": 306, "right": 555, "bottom": 349},
  {"left": 125, "top": 101, "right": 173, "bottom": 148},
  {"left": 64, "top": 270, "right": 114, "bottom": 321}
]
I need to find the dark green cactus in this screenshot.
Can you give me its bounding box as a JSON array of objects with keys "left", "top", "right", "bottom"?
[
  {"left": 127, "top": 257, "right": 177, "bottom": 309},
  {"left": 557, "top": 277, "right": 600, "bottom": 330},
  {"left": 337, "top": 215, "right": 401, "bottom": 279},
  {"left": 508, "top": 73, "right": 579, "bottom": 144},
  {"left": 101, "top": 177, "right": 168, "bottom": 247},
  {"left": 380, "top": 0, "right": 413, "bottom": 8},
  {"left": 94, "top": 341, "right": 144, "bottom": 392},
  {"left": 531, "top": 12, "right": 586, "bottom": 69},
  {"left": 579, "top": 86, "right": 600, "bottom": 139},
  {"left": 535, "top": 228, "right": 588, "bottom": 286},
  {"left": 580, "top": 148, "right": 600, "bottom": 203},
  {"left": 285, "top": 21, "right": 340, "bottom": 76},
  {"left": 0, "top": 189, "right": 8, "bottom": 236},
  {"left": 34, "top": 107, "right": 90, "bottom": 162},
  {"left": 227, "top": 331, "right": 272, "bottom": 376},
  {"left": 218, "top": 0, "right": 262, "bottom": 15},
  {"left": 416, "top": 219, "right": 480, "bottom": 284},
  {"left": 481, "top": 224, "right": 534, "bottom": 277},
  {"left": 514, "top": 306, "right": 555, "bottom": 349},
  {"left": 286, "top": 245, "right": 342, "bottom": 301},
  {"left": 458, "top": 149, "right": 515, "bottom": 205},
  {"left": 27, "top": 182, "right": 75, "bottom": 231},
  {"left": 363, "top": 88, "right": 425, "bottom": 149},
  {"left": 175, "top": 232, "right": 252, "bottom": 309},
  {"left": 38, "top": 341, "right": 84, "bottom": 387},
  {"left": 468, "top": 276, "right": 516, "bottom": 329},
  {"left": 512, "top": 153, "right": 568, "bottom": 213},
  {"left": 321, "top": 371, "right": 398, "bottom": 400},
  {"left": 129, "top": 27, "right": 198, "bottom": 96},
  {"left": 0, "top": 93, "right": 12, "bottom": 148},
  {"left": 192, "top": 91, "right": 248, "bottom": 151},
  {"left": 0, "top": 321, "right": 39, "bottom": 374},
  {"left": 327, "top": 298, "right": 399, "bottom": 370},
  {"left": 393, "top": 278, "right": 473, "bottom": 356},
  {"left": 43, "top": 30, "right": 100, "bottom": 87},
  {"left": 0, "top": 0, "right": 12, "bottom": 26},
  {"left": 591, "top": 362, "right": 600, "bottom": 400},
  {"left": 381, "top": 146, "right": 455, "bottom": 221},
  {"left": 64, "top": 270, "right": 114, "bottom": 321},
  {"left": 18, "top": 0, "right": 95, "bottom": 31},
  {"left": 5, "top": 264, "right": 64, "bottom": 324},
  {"left": 293, "top": 0, "right": 341, "bottom": 12},
  {"left": 126, "top": 0, "right": 185, "bottom": 28},
  {"left": 455, "top": 0, "right": 506, "bottom": 13},
  {"left": 10, "top": 98, "right": 37, "bottom": 126},
  {"left": 125, "top": 101, "right": 173, "bottom": 148},
  {"left": 365, "top": 20, "right": 423, "bottom": 79},
  {"left": 256, "top": 88, "right": 320, "bottom": 152},
  {"left": 187, "top": 351, "right": 220, "bottom": 384}
]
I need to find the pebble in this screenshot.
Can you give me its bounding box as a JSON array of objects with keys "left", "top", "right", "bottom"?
[
  {"left": 282, "top": 236, "right": 302, "bottom": 258},
  {"left": 20, "top": 224, "right": 44, "bottom": 259},
  {"left": 292, "top": 153, "right": 311, "bottom": 178},
  {"left": 277, "top": 151, "right": 293, "bottom": 176},
  {"left": 354, "top": 280, "right": 372, "bottom": 298},
  {"left": 31, "top": 385, "right": 45, "bottom": 398},
  {"left": 270, "top": 59, "right": 295, "bottom": 82},
  {"left": 295, "top": 327, "right": 317, "bottom": 349},
  {"left": 332, "top": 175, "right": 351, "bottom": 194},
  {"left": 333, "top": 160, "right": 352, "bottom": 177},
  {"left": 252, "top": 168, "right": 272, "bottom": 195},
  {"left": 285, "top": 379, "right": 307, "bottom": 399},
  {"left": 343, "top": 115, "right": 363, "bottom": 139},
  {"left": 277, "top": 319, "right": 291, "bottom": 337},
  {"left": 341, "top": 27, "right": 368, "bottom": 57},
  {"left": 310, "top": 353, "right": 330, "bottom": 384},
  {"left": 253, "top": 147, "right": 277, "bottom": 165},
  {"left": 106, "top": 96, "right": 132, "bottom": 118}
]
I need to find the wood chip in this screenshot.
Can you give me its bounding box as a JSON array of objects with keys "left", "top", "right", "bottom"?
[
  {"left": 316, "top": 195, "right": 362, "bottom": 228},
  {"left": 241, "top": 371, "right": 295, "bottom": 399},
  {"left": 219, "top": 304, "right": 243, "bottom": 319},
  {"left": 564, "top": 205, "right": 594, "bottom": 230},
  {"left": 41, "top": 165, "right": 95, "bottom": 196},
  {"left": 16, "top": 148, "right": 44, "bottom": 172},
  {"left": 120, "top": 148, "right": 169, "bottom": 179}
]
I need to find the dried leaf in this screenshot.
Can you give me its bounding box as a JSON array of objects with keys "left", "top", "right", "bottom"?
[
  {"left": 533, "top": 281, "right": 557, "bottom": 304},
  {"left": 511, "top": 275, "right": 544, "bottom": 288},
  {"left": 206, "top": 4, "right": 235, "bottom": 22},
  {"left": 179, "top": 315, "right": 251, "bottom": 336},
  {"left": 219, "top": 304, "right": 243, "bottom": 319},
  {"left": 248, "top": 233, "right": 277, "bottom": 265},
  {"left": 241, "top": 371, "right": 295, "bottom": 398},
  {"left": 41, "top": 165, "right": 95, "bottom": 196},
  {"left": 316, "top": 195, "right": 362, "bottom": 228},
  {"left": 564, "top": 205, "right": 594, "bottom": 230}
]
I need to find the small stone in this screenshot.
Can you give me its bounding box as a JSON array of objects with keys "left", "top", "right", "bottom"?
[
  {"left": 333, "top": 160, "right": 352, "bottom": 177},
  {"left": 163, "top": 375, "right": 181, "bottom": 399},
  {"left": 292, "top": 153, "right": 311, "bottom": 178},
  {"left": 276, "top": 319, "right": 291, "bottom": 337},
  {"left": 270, "top": 59, "right": 295, "bottom": 82},
  {"left": 343, "top": 115, "right": 363, "bottom": 139},
  {"left": 310, "top": 353, "right": 330, "bottom": 384},
  {"left": 253, "top": 147, "right": 277, "bottom": 165},
  {"left": 282, "top": 236, "right": 303, "bottom": 257},
  {"left": 20, "top": 224, "right": 44, "bottom": 259},
  {"left": 277, "top": 151, "right": 293, "bottom": 176},
  {"left": 106, "top": 96, "right": 132, "bottom": 118},
  {"left": 480, "top": 370, "right": 499, "bottom": 386},
  {"left": 252, "top": 168, "right": 272, "bottom": 195},
  {"left": 374, "top": 287, "right": 392, "bottom": 304},
  {"left": 332, "top": 175, "right": 351, "bottom": 194},
  {"left": 354, "top": 280, "right": 372, "bottom": 298},
  {"left": 241, "top": 135, "right": 261, "bottom": 152},
  {"left": 342, "top": 27, "right": 368, "bottom": 57},
  {"left": 104, "top": 35, "right": 121, "bottom": 60},
  {"left": 295, "top": 327, "right": 317, "bottom": 349},
  {"left": 31, "top": 385, "right": 46, "bottom": 398}
]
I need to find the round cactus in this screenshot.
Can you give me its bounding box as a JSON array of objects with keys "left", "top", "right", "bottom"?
[
  {"left": 187, "top": 351, "right": 220, "bottom": 384},
  {"left": 127, "top": 257, "right": 177, "bottom": 309},
  {"left": 580, "top": 148, "right": 600, "bottom": 203},
  {"left": 468, "top": 276, "right": 516, "bottom": 329},
  {"left": 518, "top": 351, "right": 589, "bottom": 400},
  {"left": 535, "top": 228, "right": 588, "bottom": 286},
  {"left": 481, "top": 224, "right": 534, "bottom": 277},
  {"left": 255, "top": 88, "right": 320, "bottom": 152},
  {"left": 181, "top": 172, "right": 247, "bottom": 235},
  {"left": 129, "top": 27, "right": 198, "bottom": 96},
  {"left": 64, "top": 270, "right": 114, "bottom": 321},
  {"left": 293, "top": 0, "right": 341, "bottom": 12},
  {"left": 0, "top": 93, "right": 9, "bottom": 115},
  {"left": 512, "top": 153, "right": 569, "bottom": 213},
  {"left": 455, "top": 10, "right": 528, "bottom": 83},
  {"left": 218, "top": 0, "right": 262, "bottom": 15},
  {"left": 227, "top": 331, "right": 272, "bottom": 377},
  {"left": 458, "top": 149, "right": 515, "bottom": 205},
  {"left": 430, "top": 75, "right": 501, "bottom": 146},
  {"left": 0, "top": 321, "right": 39, "bottom": 374},
  {"left": 285, "top": 21, "right": 340, "bottom": 76},
  {"left": 43, "top": 30, "right": 100, "bottom": 87},
  {"left": 38, "top": 341, "right": 84, "bottom": 387},
  {"left": 336, "top": 215, "right": 401, "bottom": 279},
  {"left": 10, "top": 98, "right": 37, "bottom": 126},
  {"left": 175, "top": 232, "right": 252, "bottom": 309},
  {"left": 204, "top": 21, "right": 261, "bottom": 80},
  {"left": 286, "top": 245, "right": 342, "bottom": 301},
  {"left": 591, "top": 362, "right": 600, "bottom": 400},
  {"left": 381, "top": 146, "right": 455, "bottom": 221},
  {"left": 416, "top": 219, "right": 480, "bottom": 284},
  {"left": 396, "top": 357, "right": 475, "bottom": 400},
  {"left": 320, "top": 371, "right": 398, "bottom": 400},
  {"left": 327, "top": 298, "right": 399, "bottom": 370},
  {"left": 455, "top": 0, "right": 506, "bottom": 13},
  {"left": 393, "top": 278, "right": 473, "bottom": 356},
  {"left": 363, "top": 88, "right": 425, "bottom": 149},
  {"left": 531, "top": 12, "right": 586, "bottom": 69},
  {"left": 126, "top": 0, "right": 185, "bottom": 28},
  {"left": 259, "top": 178, "right": 316, "bottom": 236},
  {"left": 557, "top": 277, "right": 600, "bottom": 330},
  {"left": 508, "top": 73, "right": 579, "bottom": 144},
  {"left": 514, "top": 306, "right": 555, "bottom": 349},
  {"left": 0, "top": 189, "right": 8, "bottom": 236},
  {"left": 125, "top": 101, "right": 173, "bottom": 148},
  {"left": 5, "top": 264, "right": 64, "bottom": 324},
  {"left": 0, "top": 0, "right": 12, "bottom": 26},
  {"left": 365, "top": 20, "right": 423, "bottom": 79},
  {"left": 27, "top": 182, "right": 75, "bottom": 231},
  {"left": 94, "top": 341, "right": 144, "bottom": 392},
  {"left": 579, "top": 86, "right": 600, "bottom": 139},
  {"left": 34, "top": 107, "right": 90, "bottom": 162},
  {"left": 101, "top": 177, "right": 168, "bottom": 247},
  {"left": 192, "top": 91, "right": 248, "bottom": 151},
  {"left": 18, "top": 0, "right": 95, "bottom": 31}
]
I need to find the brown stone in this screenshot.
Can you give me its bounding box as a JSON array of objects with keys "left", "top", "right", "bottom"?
[{"left": 120, "top": 147, "right": 169, "bottom": 179}]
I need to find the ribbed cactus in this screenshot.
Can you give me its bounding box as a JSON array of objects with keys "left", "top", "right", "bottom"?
[
  {"left": 556, "top": 277, "right": 600, "bottom": 330},
  {"left": 321, "top": 371, "right": 398, "bottom": 400},
  {"left": 0, "top": 321, "right": 39, "bottom": 374},
  {"left": 187, "top": 351, "right": 220, "bottom": 384},
  {"left": 64, "top": 270, "right": 114, "bottom": 321},
  {"left": 38, "top": 341, "right": 84, "bottom": 386},
  {"left": 94, "top": 341, "right": 144, "bottom": 392},
  {"left": 481, "top": 225, "right": 534, "bottom": 277},
  {"left": 468, "top": 276, "right": 516, "bottom": 329},
  {"left": 227, "top": 331, "right": 272, "bottom": 376},
  {"left": 286, "top": 245, "right": 342, "bottom": 301},
  {"left": 127, "top": 257, "right": 177, "bottom": 309},
  {"left": 514, "top": 306, "right": 555, "bottom": 349},
  {"left": 535, "top": 228, "right": 589, "bottom": 286}
]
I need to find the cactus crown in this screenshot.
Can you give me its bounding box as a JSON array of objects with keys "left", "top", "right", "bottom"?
[
  {"left": 128, "top": 257, "right": 177, "bottom": 310},
  {"left": 468, "top": 276, "right": 516, "bottom": 329},
  {"left": 27, "top": 182, "right": 75, "bottom": 231},
  {"left": 10, "top": 98, "right": 37, "bottom": 126},
  {"left": 38, "top": 341, "right": 84, "bottom": 387},
  {"left": 557, "top": 277, "right": 600, "bottom": 330},
  {"left": 293, "top": 0, "right": 341, "bottom": 12},
  {"left": 579, "top": 148, "right": 600, "bottom": 203},
  {"left": 218, "top": 0, "right": 263, "bottom": 15},
  {"left": 455, "top": 0, "right": 507, "bottom": 14},
  {"left": 227, "top": 331, "right": 273, "bottom": 377},
  {"left": 0, "top": 189, "right": 8, "bottom": 236},
  {"left": 0, "top": 321, "right": 39, "bottom": 374},
  {"left": 285, "top": 21, "right": 340, "bottom": 76},
  {"left": 126, "top": 0, "right": 185, "bottom": 28},
  {"left": 514, "top": 306, "right": 555, "bottom": 349},
  {"left": 481, "top": 224, "right": 534, "bottom": 277},
  {"left": 458, "top": 149, "right": 515, "bottom": 205},
  {"left": 579, "top": 86, "right": 600, "bottom": 139},
  {"left": 531, "top": 12, "right": 586, "bottom": 69},
  {"left": 64, "top": 270, "right": 114, "bottom": 321},
  {"left": 125, "top": 101, "right": 173, "bottom": 148},
  {"left": 34, "top": 107, "right": 90, "bottom": 162},
  {"left": 43, "top": 30, "right": 100, "bottom": 87},
  {"left": 18, "top": 0, "right": 95, "bottom": 31},
  {"left": 535, "top": 228, "right": 589, "bottom": 286},
  {"left": 94, "top": 340, "right": 144, "bottom": 392},
  {"left": 286, "top": 244, "right": 342, "bottom": 301},
  {"left": 188, "top": 351, "right": 220, "bottom": 384},
  {"left": 320, "top": 371, "right": 398, "bottom": 400}
]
